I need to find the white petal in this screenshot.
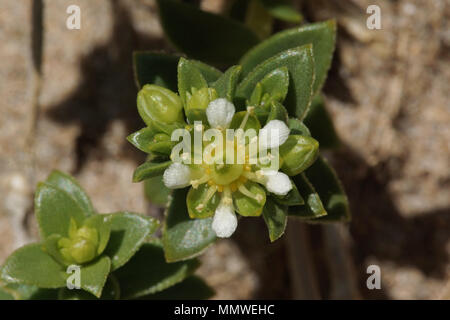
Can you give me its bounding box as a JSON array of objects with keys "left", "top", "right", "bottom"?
[
  {"left": 258, "top": 120, "right": 290, "bottom": 149},
  {"left": 162, "top": 163, "right": 191, "bottom": 189},
  {"left": 206, "top": 98, "right": 235, "bottom": 129},
  {"left": 212, "top": 204, "right": 238, "bottom": 238},
  {"left": 264, "top": 171, "right": 292, "bottom": 196}
]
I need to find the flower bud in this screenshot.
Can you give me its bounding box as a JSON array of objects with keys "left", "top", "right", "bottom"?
[
  {"left": 58, "top": 224, "right": 99, "bottom": 264},
  {"left": 279, "top": 135, "right": 319, "bottom": 176},
  {"left": 137, "top": 85, "right": 184, "bottom": 126},
  {"left": 185, "top": 87, "right": 218, "bottom": 123}
]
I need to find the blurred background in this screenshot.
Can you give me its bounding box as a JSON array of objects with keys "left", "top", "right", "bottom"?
[{"left": 0, "top": 0, "right": 448, "bottom": 299}]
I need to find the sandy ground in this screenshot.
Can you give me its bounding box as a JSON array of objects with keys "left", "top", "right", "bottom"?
[{"left": 0, "top": 0, "right": 448, "bottom": 299}]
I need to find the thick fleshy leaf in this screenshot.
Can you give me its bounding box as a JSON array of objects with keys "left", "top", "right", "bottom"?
[
  {"left": 79, "top": 256, "right": 111, "bottom": 298},
  {"left": 258, "top": 67, "right": 290, "bottom": 104},
  {"left": 190, "top": 60, "right": 223, "bottom": 83},
  {"left": 141, "top": 276, "right": 214, "bottom": 300},
  {"left": 133, "top": 52, "right": 222, "bottom": 91},
  {"left": 163, "top": 188, "right": 216, "bottom": 262},
  {"left": 237, "top": 45, "right": 314, "bottom": 119},
  {"left": 127, "top": 127, "right": 157, "bottom": 154},
  {"left": 260, "top": 0, "right": 303, "bottom": 23},
  {"left": 287, "top": 118, "right": 311, "bottom": 136},
  {"left": 44, "top": 234, "right": 70, "bottom": 266},
  {"left": 263, "top": 197, "right": 288, "bottom": 242},
  {"left": 233, "top": 181, "right": 266, "bottom": 217},
  {"left": 178, "top": 57, "right": 208, "bottom": 105},
  {"left": 144, "top": 175, "right": 171, "bottom": 206},
  {"left": 103, "top": 212, "right": 160, "bottom": 271},
  {"left": 229, "top": 111, "right": 261, "bottom": 132},
  {"left": 267, "top": 101, "right": 288, "bottom": 123},
  {"left": 303, "top": 94, "right": 340, "bottom": 149},
  {"left": 157, "top": 0, "right": 259, "bottom": 65},
  {"left": 84, "top": 214, "right": 112, "bottom": 255},
  {"left": 148, "top": 141, "right": 176, "bottom": 156},
  {"left": 114, "top": 242, "right": 200, "bottom": 299},
  {"left": 187, "top": 184, "right": 221, "bottom": 219},
  {"left": 132, "top": 160, "right": 172, "bottom": 182},
  {"left": 1, "top": 283, "right": 58, "bottom": 300},
  {"left": 1, "top": 243, "right": 66, "bottom": 288},
  {"left": 58, "top": 275, "right": 119, "bottom": 300},
  {"left": 302, "top": 156, "right": 351, "bottom": 223},
  {"left": 133, "top": 52, "right": 179, "bottom": 90},
  {"left": 128, "top": 128, "right": 175, "bottom": 156},
  {"left": 289, "top": 173, "right": 327, "bottom": 219},
  {"left": 46, "top": 170, "right": 95, "bottom": 216},
  {"left": 35, "top": 183, "right": 88, "bottom": 239},
  {"left": 240, "top": 20, "right": 336, "bottom": 95},
  {"left": 211, "top": 65, "right": 242, "bottom": 101}
]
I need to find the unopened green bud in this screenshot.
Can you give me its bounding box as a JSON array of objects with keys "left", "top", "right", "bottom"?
[
  {"left": 185, "top": 87, "right": 218, "bottom": 123},
  {"left": 58, "top": 224, "right": 99, "bottom": 265},
  {"left": 280, "top": 135, "right": 319, "bottom": 176},
  {"left": 137, "top": 85, "right": 184, "bottom": 126}
]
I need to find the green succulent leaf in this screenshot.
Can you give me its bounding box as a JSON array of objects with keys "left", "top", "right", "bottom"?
[
  {"left": 287, "top": 118, "right": 311, "bottom": 136},
  {"left": 157, "top": 0, "right": 260, "bottom": 65},
  {"left": 280, "top": 135, "right": 319, "bottom": 176},
  {"left": 43, "top": 234, "right": 71, "bottom": 266},
  {"left": 303, "top": 94, "right": 340, "bottom": 149},
  {"left": 133, "top": 52, "right": 222, "bottom": 91},
  {"left": 178, "top": 57, "right": 208, "bottom": 105},
  {"left": 263, "top": 197, "right": 288, "bottom": 242},
  {"left": 190, "top": 60, "right": 223, "bottom": 83},
  {"left": 35, "top": 182, "right": 89, "bottom": 239},
  {"left": 148, "top": 140, "right": 177, "bottom": 156},
  {"left": 84, "top": 214, "right": 112, "bottom": 256},
  {"left": 127, "top": 127, "right": 158, "bottom": 154},
  {"left": 289, "top": 173, "right": 327, "bottom": 219},
  {"left": 212, "top": 65, "right": 242, "bottom": 101},
  {"left": 114, "top": 242, "right": 200, "bottom": 299},
  {"left": 240, "top": 20, "right": 336, "bottom": 95},
  {"left": 258, "top": 67, "right": 290, "bottom": 104},
  {"left": 187, "top": 184, "right": 221, "bottom": 219},
  {"left": 78, "top": 256, "right": 111, "bottom": 298},
  {"left": 46, "top": 170, "right": 95, "bottom": 216},
  {"left": 229, "top": 111, "right": 261, "bottom": 132},
  {"left": 58, "top": 275, "right": 120, "bottom": 300},
  {"left": 267, "top": 101, "right": 289, "bottom": 123},
  {"left": 233, "top": 181, "right": 266, "bottom": 217},
  {"left": 144, "top": 175, "right": 171, "bottom": 206},
  {"left": 0, "top": 283, "right": 58, "bottom": 300},
  {"left": 103, "top": 212, "right": 160, "bottom": 271},
  {"left": 302, "top": 156, "right": 351, "bottom": 223},
  {"left": 163, "top": 188, "right": 217, "bottom": 262},
  {"left": 237, "top": 45, "right": 314, "bottom": 119},
  {"left": 1, "top": 243, "right": 66, "bottom": 288},
  {"left": 141, "top": 276, "right": 214, "bottom": 300},
  {"left": 133, "top": 52, "right": 179, "bottom": 90},
  {"left": 260, "top": 0, "right": 303, "bottom": 23},
  {"left": 132, "top": 160, "right": 172, "bottom": 182}
]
